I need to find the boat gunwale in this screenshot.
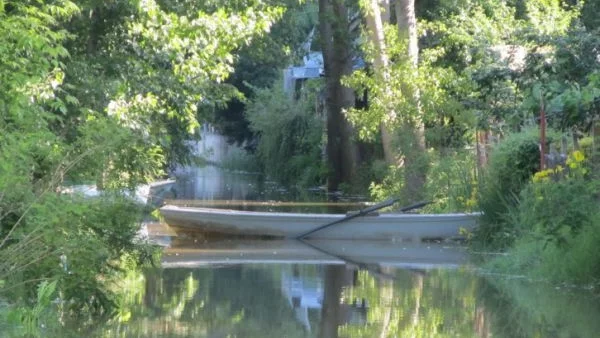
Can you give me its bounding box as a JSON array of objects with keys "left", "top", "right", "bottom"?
[{"left": 159, "top": 205, "right": 481, "bottom": 220}]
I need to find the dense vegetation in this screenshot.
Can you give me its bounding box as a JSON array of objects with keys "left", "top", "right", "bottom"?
[
  {"left": 3, "top": 0, "right": 600, "bottom": 334},
  {"left": 0, "top": 0, "right": 283, "bottom": 334},
  {"left": 233, "top": 0, "right": 600, "bottom": 286}
]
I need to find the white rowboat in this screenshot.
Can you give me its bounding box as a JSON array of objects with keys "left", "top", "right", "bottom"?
[{"left": 159, "top": 205, "right": 479, "bottom": 241}]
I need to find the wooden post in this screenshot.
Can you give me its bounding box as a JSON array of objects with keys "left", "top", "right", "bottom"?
[{"left": 476, "top": 130, "right": 489, "bottom": 170}]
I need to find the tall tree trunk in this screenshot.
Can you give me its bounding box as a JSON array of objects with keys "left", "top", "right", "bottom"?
[
  {"left": 319, "top": 0, "right": 359, "bottom": 191},
  {"left": 87, "top": 7, "right": 102, "bottom": 55},
  {"left": 364, "top": 0, "right": 396, "bottom": 164},
  {"left": 380, "top": 0, "right": 391, "bottom": 23},
  {"left": 395, "top": 0, "right": 427, "bottom": 202},
  {"left": 395, "top": 0, "right": 418, "bottom": 66}
]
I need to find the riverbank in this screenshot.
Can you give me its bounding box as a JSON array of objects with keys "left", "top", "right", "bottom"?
[{"left": 0, "top": 189, "right": 161, "bottom": 336}]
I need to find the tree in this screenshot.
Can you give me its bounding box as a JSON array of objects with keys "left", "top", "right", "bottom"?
[
  {"left": 214, "top": 1, "right": 319, "bottom": 146},
  {"left": 355, "top": 0, "right": 427, "bottom": 201},
  {"left": 0, "top": 0, "right": 287, "bottom": 318},
  {"left": 395, "top": 0, "right": 427, "bottom": 201},
  {"left": 60, "top": 0, "right": 283, "bottom": 182},
  {"left": 319, "top": 0, "right": 360, "bottom": 191},
  {"left": 362, "top": 0, "right": 395, "bottom": 164}
]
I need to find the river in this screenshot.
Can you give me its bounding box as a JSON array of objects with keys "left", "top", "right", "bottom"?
[{"left": 47, "top": 166, "right": 600, "bottom": 336}]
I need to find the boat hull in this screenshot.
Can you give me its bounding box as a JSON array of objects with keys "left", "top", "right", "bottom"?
[{"left": 159, "top": 205, "right": 479, "bottom": 241}]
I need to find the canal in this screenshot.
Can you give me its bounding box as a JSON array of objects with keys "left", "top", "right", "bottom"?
[{"left": 41, "top": 166, "right": 600, "bottom": 336}]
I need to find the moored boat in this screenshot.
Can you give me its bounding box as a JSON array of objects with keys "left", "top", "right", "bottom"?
[{"left": 159, "top": 205, "right": 479, "bottom": 241}]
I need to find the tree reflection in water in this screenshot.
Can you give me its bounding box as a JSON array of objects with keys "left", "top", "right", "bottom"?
[{"left": 86, "top": 264, "right": 600, "bottom": 338}]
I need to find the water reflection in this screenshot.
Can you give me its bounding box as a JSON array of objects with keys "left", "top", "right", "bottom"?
[
  {"left": 78, "top": 238, "right": 598, "bottom": 338},
  {"left": 171, "top": 165, "right": 266, "bottom": 201},
  {"left": 167, "top": 165, "right": 364, "bottom": 212}
]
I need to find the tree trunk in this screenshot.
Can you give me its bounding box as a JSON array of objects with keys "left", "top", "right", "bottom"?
[
  {"left": 380, "top": 0, "right": 391, "bottom": 23},
  {"left": 87, "top": 7, "right": 101, "bottom": 55},
  {"left": 364, "top": 0, "right": 396, "bottom": 164},
  {"left": 395, "top": 0, "right": 418, "bottom": 67},
  {"left": 593, "top": 119, "right": 600, "bottom": 177},
  {"left": 319, "top": 0, "right": 359, "bottom": 191},
  {"left": 319, "top": 265, "right": 354, "bottom": 338},
  {"left": 395, "top": 0, "right": 426, "bottom": 202}
]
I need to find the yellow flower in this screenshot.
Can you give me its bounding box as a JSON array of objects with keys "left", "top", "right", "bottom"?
[
  {"left": 572, "top": 150, "right": 585, "bottom": 163},
  {"left": 533, "top": 170, "right": 551, "bottom": 183},
  {"left": 567, "top": 150, "right": 586, "bottom": 169}
]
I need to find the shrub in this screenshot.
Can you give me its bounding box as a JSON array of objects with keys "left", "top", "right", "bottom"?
[
  {"left": 0, "top": 193, "right": 149, "bottom": 315},
  {"left": 475, "top": 128, "right": 548, "bottom": 248},
  {"left": 486, "top": 150, "right": 600, "bottom": 284},
  {"left": 514, "top": 177, "right": 598, "bottom": 247},
  {"left": 489, "top": 178, "right": 600, "bottom": 284}
]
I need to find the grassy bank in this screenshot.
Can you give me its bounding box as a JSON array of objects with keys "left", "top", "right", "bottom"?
[{"left": 473, "top": 129, "right": 600, "bottom": 287}]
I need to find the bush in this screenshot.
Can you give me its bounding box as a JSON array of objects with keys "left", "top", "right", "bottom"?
[
  {"left": 514, "top": 178, "right": 597, "bottom": 246},
  {"left": 486, "top": 151, "right": 600, "bottom": 284},
  {"left": 0, "top": 193, "right": 150, "bottom": 316},
  {"left": 475, "top": 128, "right": 548, "bottom": 248},
  {"left": 369, "top": 148, "right": 478, "bottom": 212},
  {"left": 488, "top": 179, "right": 600, "bottom": 284}
]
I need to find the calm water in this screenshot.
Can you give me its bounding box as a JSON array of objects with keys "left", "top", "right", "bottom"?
[
  {"left": 15, "top": 166, "right": 600, "bottom": 337},
  {"left": 103, "top": 166, "right": 600, "bottom": 338},
  {"left": 92, "top": 247, "right": 600, "bottom": 337}
]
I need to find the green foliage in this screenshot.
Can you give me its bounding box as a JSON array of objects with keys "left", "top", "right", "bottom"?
[
  {"left": 214, "top": 0, "right": 318, "bottom": 145},
  {"left": 370, "top": 149, "right": 478, "bottom": 212},
  {"left": 0, "top": 190, "right": 151, "bottom": 315},
  {"left": 524, "top": 0, "right": 581, "bottom": 37},
  {"left": 521, "top": 27, "right": 600, "bottom": 133},
  {"left": 581, "top": 0, "right": 600, "bottom": 30},
  {"left": 425, "top": 150, "right": 478, "bottom": 213},
  {"left": 478, "top": 144, "right": 600, "bottom": 285},
  {"left": 487, "top": 171, "right": 600, "bottom": 284},
  {"left": 475, "top": 129, "right": 544, "bottom": 247},
  {"left": 220, "top": 145, "right": 261, "bottom": 173},
  {"left": 515, "top": 178, "right": 597, "bottom": 246},
  {"left": 60, "top": 0, "right": 283, "bottom": 168},
  {"left": 246, "top": 81, "right": 325, "bottom": 187},
  {"left": 369, "top": 163, "right": 403, "bottom": 202},
  {"left": 5, "top": 280, "right": 58, "bottom": 336}
]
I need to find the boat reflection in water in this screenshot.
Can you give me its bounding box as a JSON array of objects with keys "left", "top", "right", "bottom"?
[
  {"left": 94, "top": 234, "right": 600, "bottom": 338},
  {"left": 158, "top": 237, "right": 471, "bottom": 337}
]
